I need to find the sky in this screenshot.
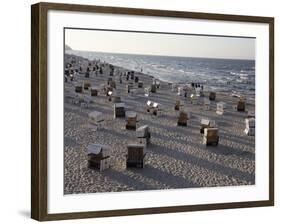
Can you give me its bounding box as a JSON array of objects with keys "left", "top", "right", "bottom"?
[{"left": 65, "top": 28, "right": 255, "bottom": 60}]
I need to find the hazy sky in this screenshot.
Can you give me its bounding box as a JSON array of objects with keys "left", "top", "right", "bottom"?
[{"left": 65, "top": 29, "right": 255, "bottom": 60}]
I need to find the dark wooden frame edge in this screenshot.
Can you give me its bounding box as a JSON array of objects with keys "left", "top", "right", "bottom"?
[{"left": 31, "top": 2, "right": 274, "bottom": 221}]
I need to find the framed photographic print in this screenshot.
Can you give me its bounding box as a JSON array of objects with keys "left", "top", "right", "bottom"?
[{"left": 31, "top": 2, "right": 274, "bottom": 221}]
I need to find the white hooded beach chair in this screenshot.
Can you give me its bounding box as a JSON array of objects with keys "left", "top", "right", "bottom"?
[
  {"left": 244, "top": 118, "right": 255, "bottom": 136},
  {"left": 216, "top": 102, "right": 227, "bottom": 115},
  {"left": 125, "top": 111, "right": 137, "bottom": 130},
  {"left": 87, "top": 143, "right": 111, "bottom": 171},
  {"left": 144, "top": 87, "right": 150, "bottom": 97},
  {"left": 88, "top": 111, "right": 104, "bottom": 131},
  {"left": 200, "top": 118, "right": 216, "bottom": 133},
  {"left": 136, "top": 125, "right": 151, "bottom": 145}
]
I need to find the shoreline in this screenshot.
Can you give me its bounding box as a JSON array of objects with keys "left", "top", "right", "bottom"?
[{"left": 65, "top": 50, "right": 255, "bottom": 102}]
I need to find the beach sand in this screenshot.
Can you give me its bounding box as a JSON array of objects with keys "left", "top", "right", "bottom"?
[{"left": 64, "top": 54, "right": 255, "bottom": 194}]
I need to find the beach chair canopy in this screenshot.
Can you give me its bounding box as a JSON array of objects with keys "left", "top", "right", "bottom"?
[
  {"left": 126, "top": 111, "right": 137, "bottom": 118},
  {"left": 127, "top": 143, "right": 146, "bottom": 154},
  {"left": 91, "top": 86, "right": 99, "bottom": 91},
  {"left": 114, "top": 102, "right": 125, "bottom": 108},
  {"left": 87, "top": 143, "right": 110, "bottom": 157},
  {"left": 89, "top": 111, "right": 104, "bottom": 122},
  {"left": 201, "top": 118, "right": 210, "bottom": 126},
  {"left": 137, "top": 125, "right": 149, "bottom": 137},
  {"left": 152, "top": 102, "right": 159, "bottom": 108},
  {"left": 147, "top": 100, "right": 153, "bottom": 107}
]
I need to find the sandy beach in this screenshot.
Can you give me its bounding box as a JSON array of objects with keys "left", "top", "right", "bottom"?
[{"left": 64, "top": 53, "right": 255, "bottom": 194}]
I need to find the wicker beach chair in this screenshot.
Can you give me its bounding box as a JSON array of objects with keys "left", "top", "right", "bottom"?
[
  {"left": 90, "top": 87, "right": 98, "bottom": 96},
  {"left": 209, "top": 92, "right": 216, "bottom": 101},
  {"left": 114, "top": 103, "right": 125, "bottom": 118},
  {"left": 125, "top": 111, "right": 137, "bottom": 130},
  {"left": 75, "top": 85, "right": 83, "bottom": 93},
  {"left": 83, "top": 81, "right": 91, "bottom": 90},
  {"left": 136, "top": 125, "right": 151, "bottom": 146},
  {"left": 138, "top": 82, "right": 143, "bottom": 88},
  {"left": 87, "top": 143, "right": 111, "bottom": 171},
  {"left": 203, "top": 128, "right": 219, "bottom": 146},
  {"left": 151, "top": 84, "right": 157, "bottom": 93},
  {"left": 126, "top": 144, "right": 146, "bottom": 168},
  {"left": 177, "top": 111, "right": 189, "bottom": 126},
  {"left": 216, "top": 102, "right": 226, "bottom": 115},
  {"left": 244, "top": 118, "right": 255, "bottom": 136},
  {"left": 88, "top": 111, "right": 104, "bottom": 131}
]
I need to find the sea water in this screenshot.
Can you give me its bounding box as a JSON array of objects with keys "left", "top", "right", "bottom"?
[{"left": 67, "top": 50, "right": 255, "bottom": 100}]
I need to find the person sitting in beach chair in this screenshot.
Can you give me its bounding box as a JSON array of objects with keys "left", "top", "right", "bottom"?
[
  {"left": 203, "top": 128, "right": 219, "bottom": 146},
  {"left": 87, "top": 143, "right": 111, "bottom": 171},
  {"left": 126, "top": 144, "right": 146, "bottom": 168}
]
